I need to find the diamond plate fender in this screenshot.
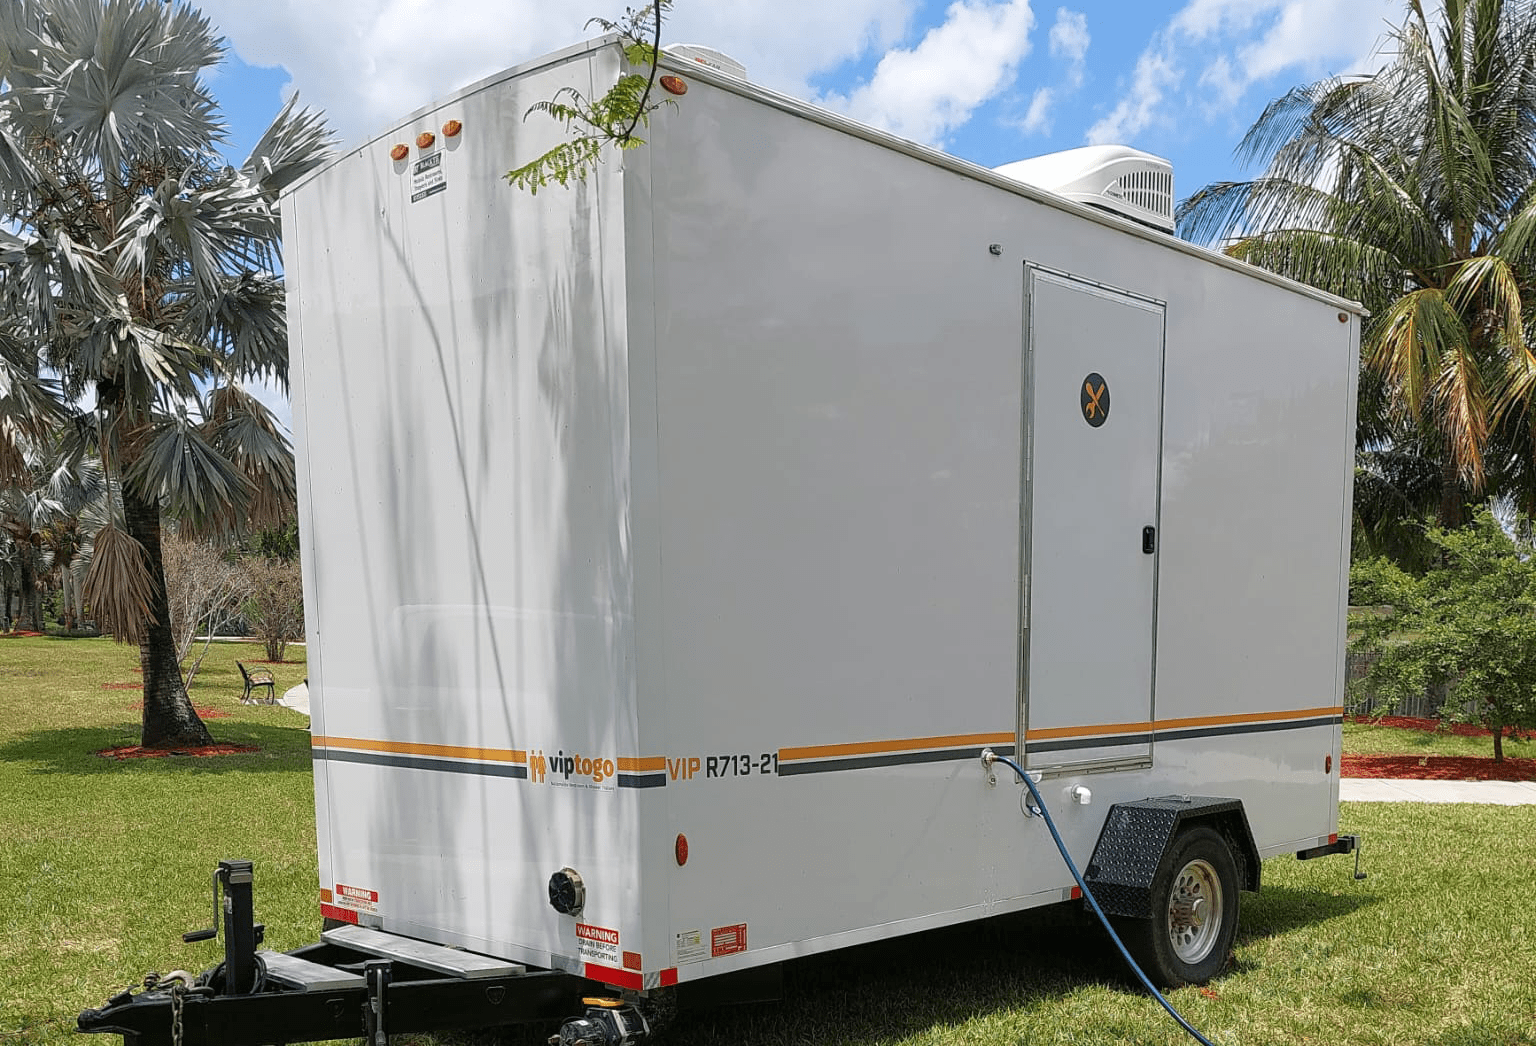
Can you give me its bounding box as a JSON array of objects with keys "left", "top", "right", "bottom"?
[{"left": 1081, "top": 797, "right": 1260, "bottom": 919}]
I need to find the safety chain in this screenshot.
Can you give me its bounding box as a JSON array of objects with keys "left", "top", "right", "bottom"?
[{"left": 136, "top": 971, "right": 213, "bottom": 1046}]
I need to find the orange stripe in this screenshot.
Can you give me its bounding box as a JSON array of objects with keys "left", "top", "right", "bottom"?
[
  {"left": 617, "top": 756, "right": 666, "bottom": 772},
  {"left": 780, "top": 732, "right": 1014, "bottom": 762},
  {"left": 1027, "top": 720, "right": 1151, "bottom": 741},
  {"left": 312, "top": 735, "right": 526, "bottom": 764},
  {"left": 1025, "top": 706, "right": 1343, "bottom": 742},
  {"left": 780, "top": 707, "right": 1345, "bottom": 761}
]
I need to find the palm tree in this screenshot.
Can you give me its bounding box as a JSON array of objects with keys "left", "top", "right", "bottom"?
[
  {"left": 1178, "top": 0, "right": 1536, "bottom": 533},
  {"left": 0, "top": 0, "right": 333, "bottom": 746}
]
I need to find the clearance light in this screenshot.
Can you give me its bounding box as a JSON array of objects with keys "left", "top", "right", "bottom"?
[
  {"left": 1325, "top": 754, "right": 1333, "bottom": 773},
  {"left": 660, "top": 75, "right": 688, "bottom": 96},
  {"left": 416, "top": 131, "right": 436, "bottom": 150},
  {"left": 675, "top": 833, "right": 689, "bottom": 866},
  {"left": 389, "top": 144, "right": 408, "bottom": 162},
  {"left": 443, "top": 119, "right": 463, "bottom": 137}
]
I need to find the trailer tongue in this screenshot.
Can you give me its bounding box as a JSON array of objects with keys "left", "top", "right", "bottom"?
[{"left": 76, "top": 861, "right": 647, "bottom": 1046}]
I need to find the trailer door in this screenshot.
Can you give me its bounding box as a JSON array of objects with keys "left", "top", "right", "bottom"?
[{"left": 1020, "top": 267, "right": 1164, "bottom": 772}]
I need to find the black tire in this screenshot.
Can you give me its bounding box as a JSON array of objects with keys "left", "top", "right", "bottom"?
[{"left": 1110, "top": 824, "right": 1240, "bottom": 987}]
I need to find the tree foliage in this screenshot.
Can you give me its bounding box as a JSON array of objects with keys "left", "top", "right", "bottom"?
[
  {"left": 0, "top": 0, "right": 334, "bottom": 746},
  {"left": 504, "top": 1, "right": 671, "bottom": 193},
  {"left": 1351, "top": 512, "right": 1536, "bottom": 759},
  {"left": 162, "top": 531, "right": 247, "bottom": 688},
  {"left": 1180, "top": 0, "right": 1536, "bottom": 538},
  {"left": 242, "top": 556, "right": 302, "bottom": 663}
]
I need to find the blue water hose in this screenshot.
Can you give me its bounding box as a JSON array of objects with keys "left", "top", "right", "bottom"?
[{"left": 982, "top": 749, "right": 1219, "bottom": 1046}]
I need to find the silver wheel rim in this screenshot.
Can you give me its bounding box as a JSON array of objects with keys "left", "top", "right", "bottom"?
[{"left": 1167, "top": 857, "right": 1223, "bottom": 964}]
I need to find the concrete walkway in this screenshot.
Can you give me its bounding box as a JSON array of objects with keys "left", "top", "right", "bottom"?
[{"left": 1341, "top": 778, "right": 1536, "bottom": 804}]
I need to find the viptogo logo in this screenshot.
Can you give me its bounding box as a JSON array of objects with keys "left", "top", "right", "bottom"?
[{"left": 529, "top": 748, "right": 616, "bottom": 786}]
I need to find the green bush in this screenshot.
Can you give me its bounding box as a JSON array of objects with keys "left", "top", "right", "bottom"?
[{"left": 1350, "top": 512, "right": 1536, "bottom": 760}]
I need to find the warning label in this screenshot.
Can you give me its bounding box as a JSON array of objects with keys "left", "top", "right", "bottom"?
[
  {"left": 334, "top": 884, "right": 379, "bottom": 915},
  {"left": 675, "top": 929, "right": 707, "bottom": 965},
  {"left": 576, "top": 923, "right": 620, "bottom": 965},
  {"left": 411, "top": 152, "right": 447, "bottom": 202},
  {"left": 710, "top": 923, "right": 747, "bottom": 958}
]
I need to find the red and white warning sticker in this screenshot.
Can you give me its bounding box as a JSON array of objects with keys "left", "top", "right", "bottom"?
[
  {"left": 710, "top": 923, "right": 747, "bottom": 957},
  {"left": 334, "top": 884, "right": 379, "bottom": 915},
  {"left": 576, "top": 923, "right": 620, "bottom": 965}
]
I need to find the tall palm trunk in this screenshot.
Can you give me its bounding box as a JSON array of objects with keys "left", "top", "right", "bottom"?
[
  {"left": 124, "top": 486, "right": 214, "bottom": 748},
  {"left": 18, "top": 552, "right": 38, "bottom": 631}
]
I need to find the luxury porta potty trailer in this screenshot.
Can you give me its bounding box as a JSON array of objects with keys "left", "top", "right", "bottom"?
[{"left": 80, "top": 35, "right": 1362, "bottom": 1046}]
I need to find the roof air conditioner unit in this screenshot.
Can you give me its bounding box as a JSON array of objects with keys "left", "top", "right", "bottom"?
[
  {"left": 663, "top": 44, "right": 747, "bottom": 80},
  {"left": 993, "top": 145, "right": 1174, "bottom": 233}
]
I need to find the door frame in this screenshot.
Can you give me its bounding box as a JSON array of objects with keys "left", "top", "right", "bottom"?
[{"left": 1016, "top": 262, "right": 1168, "bottom": 776}]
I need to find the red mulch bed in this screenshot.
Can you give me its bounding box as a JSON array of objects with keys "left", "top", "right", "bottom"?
[
  {"left": 98, "top": 744, "right": 258, "bottom": 760},
  {"left": 1343, "top": 754, "right": 1536, "bottom": 782},
  {"left": 1, "top": 631, "right": 44, "bottom": 638},
  {"left": 1346, "top": 714, "right": 1531, "bottom": 739}
]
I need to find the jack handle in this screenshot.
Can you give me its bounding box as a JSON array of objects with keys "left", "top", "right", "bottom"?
[{"left": 181, "top": 866, "right": 223, "bottom": 943}]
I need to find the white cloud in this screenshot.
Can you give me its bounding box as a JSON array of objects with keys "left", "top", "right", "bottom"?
[
  {"left": 1085, "top": 38, "right": 1180, "bottom": 144},
  {"left": 1020, "top": 86, "right": 1054, "bottom": 133},
  {"left": 1088, "top": 0, "right": 1398, "bottom": 147},
  {"left": 197, "top": 0, "right": 920, "bottom": 147},
  {"left": 1048, "top": 7, "right": 1089, "bottom": 64},
  {"left": 819, "top": 0, "right": 1037, "bottom": 147}
]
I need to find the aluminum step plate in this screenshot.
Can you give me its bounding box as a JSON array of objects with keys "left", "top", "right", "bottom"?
[
  {"left": 322, "top": 924, "right": 525, "bottom": 979},
  {"left": 259, "top": 950, "right": 366, "bottom": 992}
]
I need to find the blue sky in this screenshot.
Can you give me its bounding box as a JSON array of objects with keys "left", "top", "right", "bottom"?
[{"left": 203, "top": 0, "right": 1409, "bottom": 216}]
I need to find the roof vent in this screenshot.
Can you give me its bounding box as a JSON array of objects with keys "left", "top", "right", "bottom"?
[
  {"left": 993, "top": 145, "right": 1174, "bottom": 232},
  {"left": 663, "top": 44, "right": 747, "bottom": 80}
]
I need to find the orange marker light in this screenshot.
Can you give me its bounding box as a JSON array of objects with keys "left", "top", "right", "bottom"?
[
  {"left": 675, "top": 833, "right": 689, "bottom": 866},
  {"left": 660, "top": 75, "right": 688, "bottom": 96},
  {"left": 416, "top": 131, "right": 436, "bottom": 149},
  {"left": 1325, "top": 754, "right": 1333, "bottom": 773},
  {"left": 389, "top": 144, "right": 408, "bottom": 161},
  {"left": 319, "top": 887, "right": 333, "bottom": 902},
  {"left": 443, "top": 119, "right": 463, "bottom": 138}
]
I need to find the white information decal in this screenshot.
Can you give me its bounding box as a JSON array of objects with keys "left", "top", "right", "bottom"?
[
  {"left": 575, "top": 923, "right": 620, "bottom": 965},
  {"left": 675, "top": 929, "right": 707, "bottom": 965},
  {"left": 411, "top": 152, "right": 447, "bottom": 202}
]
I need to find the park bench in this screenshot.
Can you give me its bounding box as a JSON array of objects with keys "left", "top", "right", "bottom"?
[{"left": 238, "top": 661, "right": 276, "bottom": 704}]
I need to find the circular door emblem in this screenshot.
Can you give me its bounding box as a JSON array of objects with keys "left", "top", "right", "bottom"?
[{"left": 1081, "top": 373, "right": 1110, "bottom": 427}]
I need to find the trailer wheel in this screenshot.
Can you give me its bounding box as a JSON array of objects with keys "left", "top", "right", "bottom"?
[{"left": 1112, "top": 825, "right": 1239, "bottom": 987}]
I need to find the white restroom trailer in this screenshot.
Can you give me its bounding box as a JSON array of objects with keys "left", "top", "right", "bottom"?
[{"left": 282, "top": 36, "right": 1360, "bottom": 1000}]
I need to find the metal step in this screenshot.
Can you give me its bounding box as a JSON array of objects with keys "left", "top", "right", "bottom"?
[
  {"left": 322, "top": 924, "right": 525, "bottom": 979},
  {"left": 258, "top": 950, "right": 366, "bottom": 992}
]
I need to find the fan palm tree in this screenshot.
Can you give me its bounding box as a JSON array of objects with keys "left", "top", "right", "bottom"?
[
  {"left": 0, "top": 0, "right": 334, "bottom": 746},
  {"left": 1178, "top": 0, "right": 1536, "bottom": 534}
]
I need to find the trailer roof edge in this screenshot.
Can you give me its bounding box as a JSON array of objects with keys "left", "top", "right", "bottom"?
[
  {"left": 284, "top": 37, "right": 1366, "bottom": 317},
  {"left": 652, "top": 51, "right": 1365, "bottom": 317}
]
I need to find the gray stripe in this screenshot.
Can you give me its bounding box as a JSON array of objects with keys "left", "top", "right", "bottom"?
[
  {"left": 315, "top": 748, "right": 529, "bottom": 779},
  {"left": 780, "top": 744, "right": 1017, "bottom": 777}
]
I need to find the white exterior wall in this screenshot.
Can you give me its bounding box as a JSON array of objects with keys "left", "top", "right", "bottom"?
[
  {"left": 285, "top": 41, "right": 1358, "bottom": 992},
  {"left": 632, "top": 61, "right": 1356, "bottom": 980},
  {"left": 287, "top": 44, "right": 649, "bottom": 977}
]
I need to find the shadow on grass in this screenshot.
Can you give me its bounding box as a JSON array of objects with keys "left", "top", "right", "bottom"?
[
  {"left": 480, "top": 889, "right": 1376, "bottom": 1046},
  {"left": 1236, "top": 882, "right": 1377, "bottom": 944},
  {"left": 0, "top": 720, "right": 315, "bottom": 776}
]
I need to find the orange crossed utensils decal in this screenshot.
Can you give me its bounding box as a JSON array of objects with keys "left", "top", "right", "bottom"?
[{"left": 1083, "top": 379, "right": 1106, "bottom": 420}]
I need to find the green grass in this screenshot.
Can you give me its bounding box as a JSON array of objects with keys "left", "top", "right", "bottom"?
[
  {"left": 2, "top": 638, "right": 1534, "bottom": 1046},
  {"left": 1344, "top": 719, "right": 1536, "bottom": 759},
  {"left": 0, "top": 636, "right": 314, "bottom": 1046}
]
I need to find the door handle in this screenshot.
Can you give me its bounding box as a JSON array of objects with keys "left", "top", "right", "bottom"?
[{"left": 1142, "top": 525, "right": 1156, "bottom": 554}]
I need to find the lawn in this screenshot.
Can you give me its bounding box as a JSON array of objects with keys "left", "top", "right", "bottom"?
[
  {"left": 1344, "top": 717, "right": 1535, "bottom": 760},
  {"left": 3, "top": 636, "right": 1533, "bottom": 1046}
]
